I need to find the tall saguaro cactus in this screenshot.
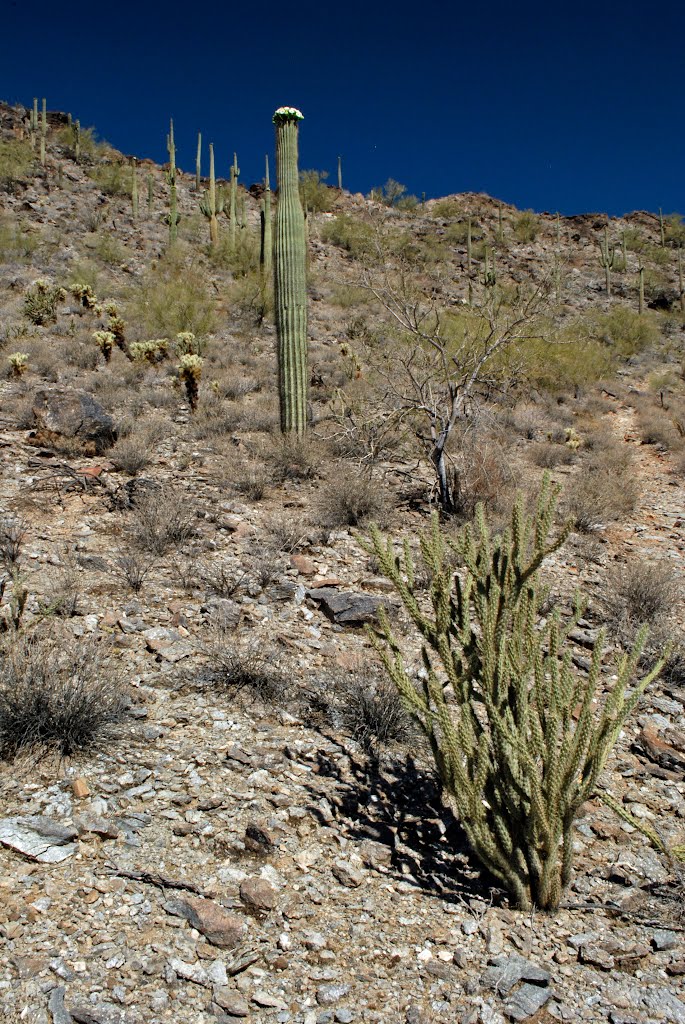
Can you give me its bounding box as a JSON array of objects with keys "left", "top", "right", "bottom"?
[
  {"left": 229, "top": 152, "right": 240, "bottom": 252},
  {"left": 195, "top": 132, "right": 202, "bottom": 191},
  {"left": 166, "top": 119, "right": 180, "bottom": 244},
  {"left": 199, "top": 143, "right": 223, "bottom": 245},
  {"left": 40, "top": 98, "right": 47, "bottom": 166},
  {"left": 598, "top": 226, "right": 616, "bottom": 296},
  {"left": 273, "top": 106, "right": 308, "bottom": 435},
  {"left": 260, "top": 154, "right": 273, "bottom": 279}
]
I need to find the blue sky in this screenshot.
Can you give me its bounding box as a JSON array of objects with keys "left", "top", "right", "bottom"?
[{"left": 4, "top": 0, "right": 683, "bottom": 215}]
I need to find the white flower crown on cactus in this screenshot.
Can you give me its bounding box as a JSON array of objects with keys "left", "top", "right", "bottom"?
[{"left": 273, "top": 106, "right": 304, "bottom": 124}]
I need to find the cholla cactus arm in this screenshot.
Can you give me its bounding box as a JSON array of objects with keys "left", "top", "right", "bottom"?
[{"left": 178, "top": 353, "right": 203, "bottom": 411}]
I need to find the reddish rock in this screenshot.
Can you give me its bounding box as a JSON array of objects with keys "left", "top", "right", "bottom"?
[
  {"left": 239, "top": 877, "right": 278, "bottom": 912},
  {"left": 164, "top": 896, "right": 246, "bottom": 948}
]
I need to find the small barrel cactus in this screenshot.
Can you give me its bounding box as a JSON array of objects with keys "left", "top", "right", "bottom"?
[{"left": 178, "top": 353, "right": 203, "bottom": 411}]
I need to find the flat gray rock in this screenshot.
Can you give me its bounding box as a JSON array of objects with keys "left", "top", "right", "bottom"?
[
  {"left": 306, "top": 587, "right": 385, "bottom": 624},
  {"left": 504, "top": 983, "right": 552, "bottom": 1021},
  {"left": 0, "top": 816, "right": 78, "bottom": 863},
  {"left": 482, "top": 955, "right": 551, "bottom": 996}
]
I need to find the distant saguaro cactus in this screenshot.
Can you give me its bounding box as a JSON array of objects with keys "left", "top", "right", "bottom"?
[
  {"left": 131, "top": 158, "right": 139, "bottom": 219},
  {"left": 40, "top": 98, "right": 47, "bottom": 166},
  {"left": 598, "top": 226, "right": 616, "bottom": 296},
  {"left": 260, "top": 154, "right": 273, "bottom": 280},
  {"left": 195, "top": 132, "right": 202, "bottom": 191},
  {"left": 229, "top": 152, "right": 240, "bottom": 252},
  {"left": 199, "top": 143, "right": 224, "bottom": 245},
  {"left": 337, "top": 154, "right": 343, "bottom": 191},
  {"left": 166, "top": 119, "right": 180, "bottom": 244},
  {"left": 273, "top": 106, "right": 308, "bottom": 434}
]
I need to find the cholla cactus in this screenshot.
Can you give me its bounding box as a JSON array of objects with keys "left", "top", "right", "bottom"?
[
  {"left": 364, "top": 474, "right": 664, "bottom": 910},
  {"left": 23, "top": 280, "right": 66, "bottom": 325},
  {"left": 175, "top": 331, "right": 199, "bottom": 356},
  {"left": 178, "top": 353, "right": 203, "bottom": 411},
  {"left": 8, "top": 352, "right": 29, "bottom": 377},
  {"left": 71, "top": 282, "right": 97, "bottom": 309},
  {"left": 93, "top": 330, "right": 115, "bottom": 363},
  {"left": 130, "top": 339, "right": 169, "bottom": 364}
]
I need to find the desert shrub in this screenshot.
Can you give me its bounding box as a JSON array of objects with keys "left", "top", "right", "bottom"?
[
  {"left": 263, "top": 435, "right": 324, "bottom": 481},
  {"left": 234, "top": 462, "right": 269, "bottom": 501},
  {"left": 128, "top": 250, "right": 216, "bottom": 339},
  {"left": 263, "top": 513, "right": 313, "bottom": 554},
  {"left": 0, "top": 215, "right": 39, "bottom": 262},
  {"left": 519, "top": 335, "right": 615, "bottom": 392},
  {"left": 364, "top": 476, "right": 664, "bottom": 909},
  {"left": 300, "top": 169, "right": 335, "bottom": 213},
  {"left": 321, "top": 213, "right": 376, "bottom": 259},
  {"left": 566, "top": 446, "right": 640, "bottom": 530},
  {"left": 209, "top": 229, "right": 259, "bottom": 276},
  {"left": 0, "top": 518, "right": 26, "bottom": 567},
  {"left": 88, "top": 161, "right": 130, "bottom": 197},
  {"left": 370, "top": 178, "right": 409, "bottom": 207},
  {"left": 0, "top": 139, "right": 34, "bottom": 191},
  {"left": 316, "top": 471, "right": 392, "bottom": 528},
  {"left": 333, "top": 666, "right": 414, "bottom": 755},
  {"left": 513, "top": 210, "right": 540, "bottom": 242},
  {"left": 529, "top": 441, "right": 577, "bottom": 468},
  {"left": 635, "top": 402, "right": 683, "bottom": 449},
  {"left": 595, "top": 306, "right": 660, "bottom": 358},
  {"left": 94, "top": 232, "right": 126, "bottom": 266},
  {"left": 444, "top": 219, "right": 481, "bottom": 246},
  {"left": 225, "top": 271, "right": 273, "bottom": 325},
  {"left": 329, "top": 284, "right": 372, "bottom": 308},
  {"left": 23, "top": 279, "right": 65, "bottom": 325},
  {"left": 195, "top": 559, "right": 247, "bottom": 599},
  {"left": 605, "top": 560, "right": 680, "bottom": 628},
  {"left": 449, "top": 435, "right": 516, "bottom": 520},
  {"left": 663, "top": 212, "right": 685, "bottom": 249},
  {"left": 200, "top": 635, "right": 284, "bottom": 704},
  {"left": 39, "top": 563, "right": 81, "bottom": 618},
  {"left": 107, "top": 552, "right": 155, "bottom": 594},
  {"left": 129, "top": 486, "right": 197, "bottom": 555},
  {"left": 110, "top": 435, "right": 153, "bottom": 475},
  {"left": 0, "top": 630, "right": 128, "bottom": 757},
  {"left": 432, "top": 197, "right": 463, "bottom": 219}
]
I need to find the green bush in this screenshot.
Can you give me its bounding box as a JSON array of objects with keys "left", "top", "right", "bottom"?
[
  {"left": 0, "top": 140, "right": 34, "bottom": 190},
  {"left": 321, "top": 213, "right": 376, "bottom": 259},
  {"left": 0, "top": 215, "right": 39, "bottom": 262},
  {"left": 127, "top": 249, "right": 216, "bottom": 339},
  {"left": 88, "top": 161, "right": 131, "bottom": 197},
  {"left": 432, "top": 197, "right": 463, "bottom": 219},
  {"left": 594, "top": 305, "right": 660, "bottom": 357},
  {"left": 365, "top": 476, "right": 663, "bottom": 910},
  {"left": 664, "top": 213, "right": 685, "bottom": 248},
  {"left": 299, "top": 170, "right": 335, "bottom": 213},
  {"left": 513, "top": 209, "right": 540, "bottom": 243}
]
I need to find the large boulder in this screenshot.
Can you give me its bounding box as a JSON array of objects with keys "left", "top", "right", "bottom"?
[{"left": 30, "top": 387, "right": 117, "bottom": 453}]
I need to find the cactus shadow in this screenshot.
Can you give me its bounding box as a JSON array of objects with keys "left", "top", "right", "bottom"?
[{"left": 303, "top": 742, "right": 503, "bottom": 906}]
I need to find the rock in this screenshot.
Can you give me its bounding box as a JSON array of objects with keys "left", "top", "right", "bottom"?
[
  {"left": 0, "top": 816, "right": 78, "bottom": 862},
  {"left": 71, "top": 778, "right": 90, "bottom": 798},
  {"left": 143, "top": 626, "right": 193, "bottom": 662},
  {"left": 163, "top": 896, "right": 246, "bottom": 948},
  {"left": 316, "top": 984, "right": 351, "bottom": 1006},
  {"left": 306, "top": 587, "right": 385, "bottom": 625},
  {"left": 503, "top": 983, "right": 552, "bottom": 1021},
  {"left": 637, "top": 722, "right": 685, "bottom": 772},
  {"left": 291, "top": 554, "right": 316, "bottom": 575},
  {"left": 239, "top": 877, "right": 278, "bottom": 912},
  {"left": 332, "top": 859, "right": 365, "bottom": 887},
  {"left": 481, "top": 955, "right": 551, "bottom": 996},
  {"left": 579, "top": 944, "right": 615, "bottom": 970},
  {"left": 31, "top": 387, "right": 116, "bottom": 453},
  {"left": 652, "top": 929, "right": 679, "bottom": 951},
  {"left": 215, "top": 988, "right": 250, "bottom": 1017},
  {"left": 48, "top": 986, "right": 72, "bottom": 1024},
  {"left": 72, "top": 814, "right": 119, "bottom": 840},
  {"left": 252, "top": 991, "right": 287, "bottom": 1009},
  {"left": 244, "top": 821, "right": 276, "bottom": 854},
  {"left": 168, "top": 957, "right": 211, "bottom": 987}
]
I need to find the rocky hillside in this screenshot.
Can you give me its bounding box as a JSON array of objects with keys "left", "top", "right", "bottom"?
[{"left": 0, "top": 101, "right": 684, "bottom": 1024}]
